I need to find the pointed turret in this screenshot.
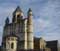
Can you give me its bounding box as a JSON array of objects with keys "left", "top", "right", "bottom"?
[
  {"left": 12, "top": 6, "right": 23, "bottom": 23},
  {"left": 28, "top": 8, "right": 32, "bottom": 16},
  {"left": 27, "top": 8, "right": 33, "bottom": 25},
  {"left": 5, "top": 17, "right": 9, "bottom": 25},
  {"left": 13, "top": 6, "right": 23, "bottom": 15},
  {"left": 27, "top": 8, "right": 34, "bottom": 49}
]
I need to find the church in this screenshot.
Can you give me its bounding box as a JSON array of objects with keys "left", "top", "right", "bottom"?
[{"left": 1, "top": 6, "right": 58, "bottom": 51}]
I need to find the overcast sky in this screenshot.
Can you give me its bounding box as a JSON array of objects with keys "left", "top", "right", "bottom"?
[{"left": 0, "top": 0, "right": 60, "bottom": 45}]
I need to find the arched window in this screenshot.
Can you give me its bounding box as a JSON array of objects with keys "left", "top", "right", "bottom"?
[
  {"left": 17, "top": 14, "right": 20, "bottom": 23},
  {"left": 17, "top": 14, "right": 20, "bottom": 17},
  {"left": 11, "top": 43, "right": 14, "bottom": 49}
]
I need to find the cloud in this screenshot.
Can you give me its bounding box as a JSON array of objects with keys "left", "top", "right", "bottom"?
[{"left": 31, "top": 0, "right": 60, "bottom": 43}]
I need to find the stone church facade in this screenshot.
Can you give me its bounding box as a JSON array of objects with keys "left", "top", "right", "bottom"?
[{"left": 1, "top": 6, "right": 51, "bottom": 51}]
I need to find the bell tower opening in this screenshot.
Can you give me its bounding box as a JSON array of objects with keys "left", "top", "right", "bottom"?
[
  {"left": 17, "top": 14, "right": 20, "bottom": 23},
  {"left": 17, "top": 14, "right": 20, "bottom": 17}
]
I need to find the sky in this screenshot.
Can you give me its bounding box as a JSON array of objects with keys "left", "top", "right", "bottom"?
[{"left": 0, "top": 0, "right": 60, "bottom": 46}]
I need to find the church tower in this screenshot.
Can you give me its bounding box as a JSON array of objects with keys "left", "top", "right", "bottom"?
[
  {"left": 12, "top": 6, "right": 28, "bottom": 50},
  {"left": 12, "top": 6, "right": 23, "bottom": 23},
  {"left": 27, "top": 8, "right": 34, "bottom": 49}
]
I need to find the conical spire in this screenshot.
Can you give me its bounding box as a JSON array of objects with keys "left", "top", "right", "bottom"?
[
  {"left": 28, "top": 8, "right": 32, "bottom": 13},
  {"left": 27, "top": 8, "right": 32, "bottom": 16},
  {"left": 5, "top": 17, "right": 9, "bottom": 25},
  {"left": 13, "top": 6, "right": 22, "bottom": 14},
  {"left": 15, "top": 6, "right": 22, "bottom": 12}
]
